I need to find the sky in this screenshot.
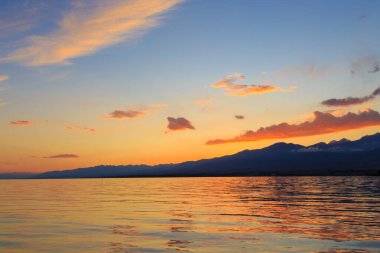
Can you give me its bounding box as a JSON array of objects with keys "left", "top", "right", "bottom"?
[{"left": 1, "top": 0, "right": 380, "bottom": 173}]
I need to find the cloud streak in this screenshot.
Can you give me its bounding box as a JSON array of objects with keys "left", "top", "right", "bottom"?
[
  {"left": 167, "top": 117, "right": 195, "bottom": 131},
  {"left": 9, "top": 120, "right": 33, "bottom": 126},
  {"left": 322, "top": 87, "right": 380, "bottom": 107},
  {"left": 43, "top": 154, "right": 79, "bottom": 159},
  {"left": 104, "top": 109, "right": 148, "bottom": 119},
  {"left": 213, "top": 73, "right": 294, "bottom": 96},
  {"left": 66, "top": 125, "right": 96, "bottom": 132},
  {"left": 2, "top": 0, "right": 183, "bottom": 66},
  {"left": 207, "top": 109, "right": 380, "bottom": 145},
  {"left": 104, "top": 103, "right": 165, "bottom": 119}
]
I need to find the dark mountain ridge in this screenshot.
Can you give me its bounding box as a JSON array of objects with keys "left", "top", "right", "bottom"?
[{"left": 31, "top": 133, "right": 380, "bottom": 179}]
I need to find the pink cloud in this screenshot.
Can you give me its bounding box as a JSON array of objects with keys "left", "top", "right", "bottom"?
[
  {"left": 207, "top": 109, "right": 380, "bottom": 145},
  {"left": 3, "top": 0, "right": 184, "bottom": 66},
  {"left": 213, "top": 73, "right": 294, "bottom": 96}
]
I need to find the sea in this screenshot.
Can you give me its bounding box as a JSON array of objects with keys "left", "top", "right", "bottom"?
[{"left": 0, "top": 177, "right": 379, "bottom": 252}]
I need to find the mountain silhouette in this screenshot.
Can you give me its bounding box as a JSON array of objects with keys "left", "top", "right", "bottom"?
[{"left": 30, "top": 133, "right": 380, "bottom": 179}]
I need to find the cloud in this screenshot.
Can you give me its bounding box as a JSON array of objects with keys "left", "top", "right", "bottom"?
[
  {"left": 9, "top": 120, "right": 33, "bottom": 126},
  {"left": 212, "top": 73, "right": 294, "bottom": 96},
  {"left": 104, "top": 109, "right": 148, "bottom": 119},
  {"left": 194, "top": 98, "right": 213, "bottom": 107},
  {"left": 0, "top": 75, "right": 9, "bottom": 82},
  {"left": 167, "top": 117, "right": 195, "bottom": 131},
  {"left": 368, "top": 63, "right": 380, "bottom": 73},
  {"left": 351, "top": 56, "right": 380, "bottom": 75},
  {"left": 322, "top": 87, "right": 380, "bottom": 107},
  {"left": 66, "top": 125, "right": 96, "bottom": 132},
  {"left": 372, "top": 87, "right": 380, "bottom": 96},
  {"left": 2, "top": 0, "right": 183, "bottom": 66},
  {"left": 212, "top": 73, "right": 245, "bottom": 88},
  {"left": 227, "top": 85, "right": 282, "bottom": 96},
  {"left": 206, "top": 109, "right": 380, "bottom": 145},
  {"left": 0, "top": 0, "right": 51, "bottom": 41},
  {"left": 277, "top": 63, "right": 329, "bottom": 80},
  {"left": 43, "top": 154, "right": 79, "bottom": 159},
  {"left": 104, "top": 103, "right": 166, "bottom": 119},
  {"left": 235, "top": 115, "right": 244, "bottom": 120}
]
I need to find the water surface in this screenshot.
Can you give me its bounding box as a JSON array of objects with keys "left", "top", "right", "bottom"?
[{"left": 0, "top": 177, "right": 379, "bottom": 252}]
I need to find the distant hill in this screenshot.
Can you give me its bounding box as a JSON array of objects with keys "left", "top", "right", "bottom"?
[
  {"left": 0, "top": 173, "right": 36, "bottom": 179},
  {"left": 30, "top": 133, "right": 380, "bottom": 179}
]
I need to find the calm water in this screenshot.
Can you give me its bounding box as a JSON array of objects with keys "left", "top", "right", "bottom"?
[{"left": 0, "top": 177, "right": 379, "bottom": 253}]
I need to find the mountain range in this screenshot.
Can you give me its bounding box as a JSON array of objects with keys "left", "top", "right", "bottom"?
[{"left": 16, "top": 132, "right": 379, "bottom": 179}]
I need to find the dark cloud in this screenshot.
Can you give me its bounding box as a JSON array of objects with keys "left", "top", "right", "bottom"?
[
  {"left": 322, "top": 87, "right": 380, "bottom": 107},
  {"left": 9, "top": 120, "right": 33, "bottom": 126},
  {"left": 322, "top": 96, "right": 374, "bottom": 107},
  {"left": 104, "top": 110, "right": 147, "bottom": 119},
  {"left": 43, "top": 154, "right": 79, "bottom": 159},
  {"left": 206, "top": 109, "right": 380, "bottom": 145},
  {"left": 104, "top": 104, "right": 166, "bottom": 120},
  {"left": 235, "top": 115, "right": 244, "bottom": 119},
  {"left": 167, "top": 117, "right": 195, "bottom": 131},
  {"left": 372, "top": 87, "right": 380, "bottom": 96}
]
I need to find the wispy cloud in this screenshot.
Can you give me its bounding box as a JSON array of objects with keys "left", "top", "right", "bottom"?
[
  {"left": 9, "top": 120, "right": 33, "bottom": 126},
  {"left": 43, "top": 154, "right": 79, "bottom": 159},
  {"left": 368, "top": 63, "right": 380, "bottom": 73},
  {"left": 2, "top": 0, "right": 183, "bottom": 66},
  {"left": 322, "top": 87, "right": 380, "bottom": 107},
  {"left": 0, "top": 1, "right": 48, "bottom": 41},
  {"left": 351, "top": 56, "right": 380, "bottom": 75},
  {"left": 277, "top": 63, "right": 329, "bottom": 80},
  {"left": 213, "top": 73, "right": 295, "bottom": 96},
  {"left": 206, "top": 109, "right": 380, "bottom": 145},
  {"left": 167, "top": 117, "right": 195, "bottom": 131},
  {"left": 0, "top": 75, "right": 9, "bottom": 82},
  {"left": 66, "top": 125, "right": 96, "bottom": 132}
]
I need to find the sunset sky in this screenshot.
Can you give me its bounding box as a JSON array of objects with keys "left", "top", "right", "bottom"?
[{"left": 1, "top": 0, "right": 380, "bottom": 173}]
